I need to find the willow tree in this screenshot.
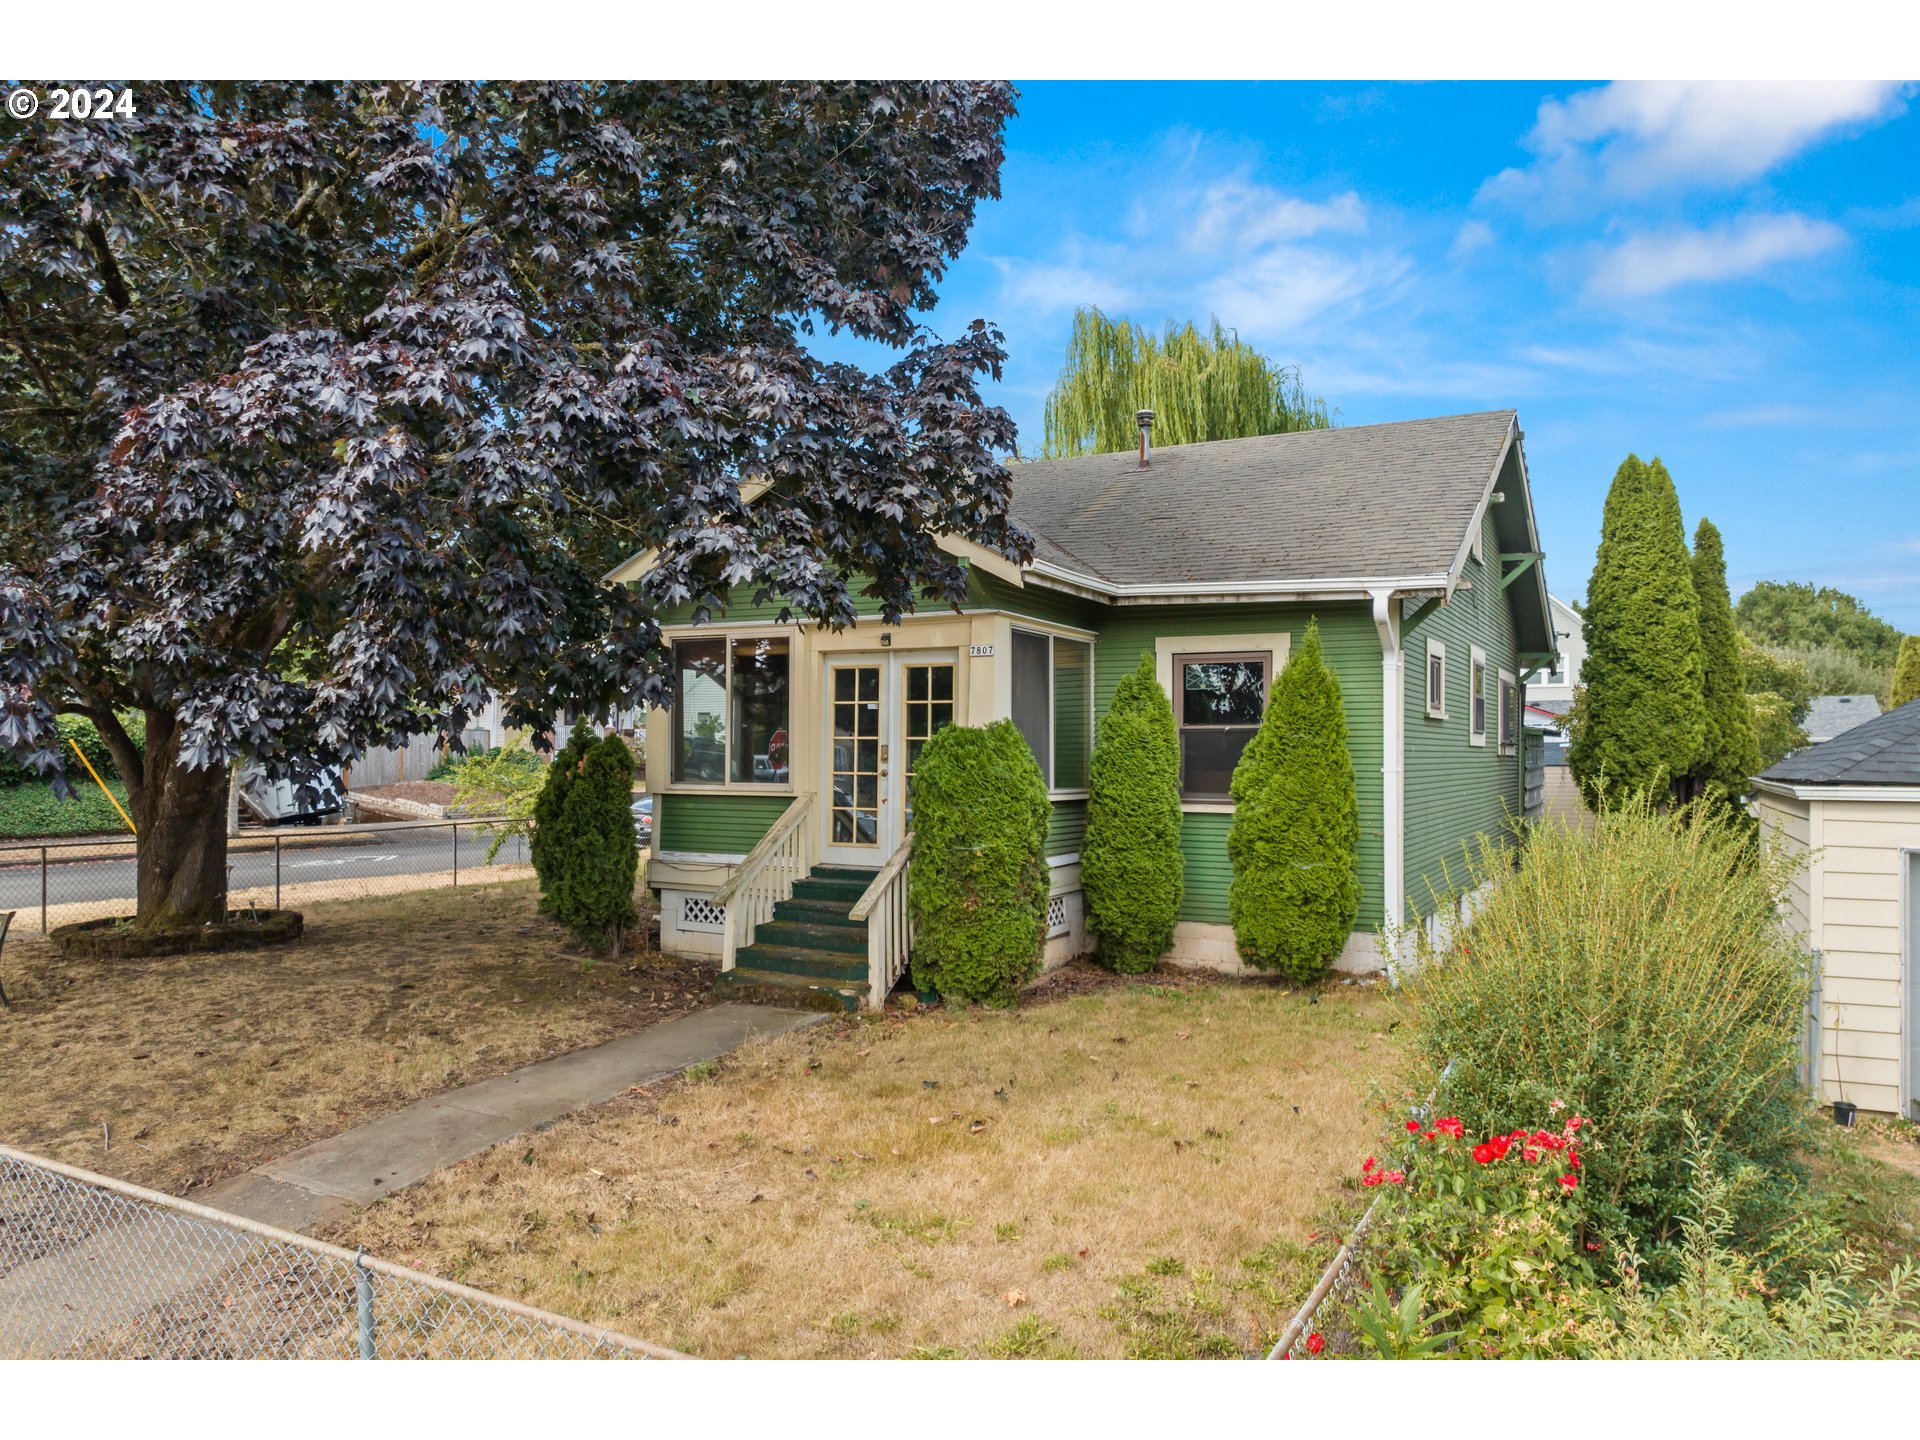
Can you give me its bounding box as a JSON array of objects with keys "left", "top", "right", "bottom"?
[
  {"left": 1039, "top": 308, "right": 1331, "bottom": 457},
  {"left": 0, "top": 82, "right": 1022, "bottom": 933}
]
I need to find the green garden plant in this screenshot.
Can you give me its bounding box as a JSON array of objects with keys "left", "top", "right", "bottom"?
[
  {"left": 906, "top": 720, "right": 1049, "bottom": 1006},
  {"left": 1892, "top": 635, "right": 1920, "bottom": 709},
  {"left": 1568, "top": 456, "right": 1705, "bottom": 806},
  {"left": 446, "top": 744, "right": 549, "bottom": 862},
  {"left": 1401, "top": 796, "right": 1813, "bottom": 1278},
  {"left": 1081, "top": 651, "right": 1183, "bottom": 973},
  {"left": 531, "top": 721, "right": 596, "bottom": 910},
  {"left": 1686, "top": 519, "right": 1760, "bottom": 803},
  {"left": 546, "top": 734, "right": 638, "bottom": 956},
  {"left": 1226, "top": 621, "right": 1359, "bottom": 981}
]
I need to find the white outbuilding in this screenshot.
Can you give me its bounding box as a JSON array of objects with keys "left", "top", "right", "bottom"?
[{"left": 1753, "top": 698, "right": 1920, "bottom": 1119}]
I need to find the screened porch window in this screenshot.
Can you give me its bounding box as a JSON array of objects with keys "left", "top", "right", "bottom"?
[
  {"left": 1009, "top": 628, "right": 1093, "bottom": 791},
  {"left": 671, "top": 636, "right": 790, "bottom": 784},
  {"left": 1175, "top": 652, "right": 1269, "bottom": 799}
]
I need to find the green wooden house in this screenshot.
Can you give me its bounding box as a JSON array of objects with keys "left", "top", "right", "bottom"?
[{"left": 616, "top": 409, "right": 1556, "bottom": 1008}]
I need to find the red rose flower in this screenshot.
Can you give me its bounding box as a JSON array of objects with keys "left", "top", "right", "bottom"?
[
  {"left": 1306, "top": 1333, "right": 1325, "bottom": 1355},
  {"left": 1405, "top": 1119, "right": 1422, "bottom": 1134},
  {"left": 1472, "top": 1143, "right": 1495, "bottom": 1164},
  {"left": 1383, "top": 1170, "right": 1406, "bottom": 1184},
  {"left": 1522, "top": 1145, "right": 1542, "bottom": 1163},
  {"left": 1558, "top": 1173, "right": 1579, "bottom": 1192},
  {"left": 1490, "top": 1135, "right": 1512, "bottom": 1159},
  {"left": 1436, "top": 1117, "right": 1465, "bottom": 1139},
  {"left": 1362, "top": 1155, "right": 1377, "bottom": 1173}
]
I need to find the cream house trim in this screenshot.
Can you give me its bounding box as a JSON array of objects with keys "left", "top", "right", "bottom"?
[{"left": 1153, "top": 631, "right": 1294, "bottom": 816}]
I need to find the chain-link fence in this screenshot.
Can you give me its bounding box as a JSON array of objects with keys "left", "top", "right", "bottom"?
[
  {"left": 0, "top": 1143, "right": 681, "bottom": 1359},
  {"left": 0, "top": 819, "right": 531, "bottom": 934}
]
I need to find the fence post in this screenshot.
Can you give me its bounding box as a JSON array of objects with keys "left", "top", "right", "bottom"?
[
  {"left": 274, "top": 834, "right": 282, "bottom": 911},
  {"left": 40, "top": 846, "right": 48, "bottom": 934},
  {"left": 355, "top": 1249, "right": 377, "bottom": 1359},
  {"left": 452, "top": 822, "right": 459, "bottom": 887}
]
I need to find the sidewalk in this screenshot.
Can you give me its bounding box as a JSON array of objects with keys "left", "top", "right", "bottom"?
[{"left": 203, "top": 1003, "right": 820, "bottom": 1232}]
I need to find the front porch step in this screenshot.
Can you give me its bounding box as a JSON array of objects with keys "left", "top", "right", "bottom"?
[
  {"left": 791, "top": 876, "right": 872, "bottom": 904},
  {"left": 750, "top": 919, "right": 868, "bottom": 956},
  {"left": 811, "top": 865, "right": 880, "bottom": 884},
  {"left": 714, "top": 968, "right": 863, "bottom": 1013},
  {"left": 733, "top": 943, "right": 868, "bottom": 984},
  {"left": 772, "top": 896, "right": 865, "bottom": 929}
]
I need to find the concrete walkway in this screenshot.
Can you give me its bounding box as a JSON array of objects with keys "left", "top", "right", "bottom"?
[{"left": 202, "top": 1003, "right": 821, "bottom": 1232}]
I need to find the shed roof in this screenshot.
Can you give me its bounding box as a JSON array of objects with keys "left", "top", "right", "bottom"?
[{"left": 1758, "top": 697, "right": 1920, "bottom": 787}]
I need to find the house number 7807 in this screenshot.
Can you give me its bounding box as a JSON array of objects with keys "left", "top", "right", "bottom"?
[{"left": 968, "top": 644, "right": 994, "bottom": 657}]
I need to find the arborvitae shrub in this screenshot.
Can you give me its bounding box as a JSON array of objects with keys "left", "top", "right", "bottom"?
[
  {"left": 1687, "top": 518, "right": 1760, "bottom": 803},
  {"left": 1402, "top": 797, "right": 1813, "bottom": 1280},
  {"left": 1081, "top": 651, "right": 1183, "bottom": 973},
  {"left": 548, "top": 733, "right": 638, "bottom": 955},
  {"left": 1226, "top": 619, "right": 1360, "bottom": 981},
  {"left": 1893, "top": 635, "right": 1920, "bottom": 709},
  {"left": 531, "top": 720, "right": 595, "bottom": 910},
  {"left": 906, "top": 720, "right": 1049, "bottom": 1006}
]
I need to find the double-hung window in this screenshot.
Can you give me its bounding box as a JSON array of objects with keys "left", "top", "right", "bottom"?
[
  {"left": 1468, "top": 645, "right": 1488, "bottom": 746},
  {"left": 1174, "top": 652, "right": 1270, "bottom": 799},
  {"left": 1010, "top": 628, "right": 1093, "bottom": 791},
  {"left": 671, "top": 636, "right": 791, "bottom": 784},
  {"left": 1425, "top": 639, "right": 1447, "bottom": 720},
  {"left": 1497, "top": 669, "right": 1517, "bottom": 755}
]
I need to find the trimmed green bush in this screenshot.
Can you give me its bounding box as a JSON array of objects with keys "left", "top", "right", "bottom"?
[
  {"left": 1226, "top": 619, "right": 1360, "bottom": 980},
  {"left": 547, "top": 733, "right": 638, "bottom": 955},
  {"left": 1081, "top": 651, "right": 1183, "bottom": 973},
  {"left": 1402, "top": 796, "right": 1813, "bottom": 1279},
  {"left": 531, "top": 721, "right": 595, "bottom": 910},
  {"left": 0, "top": 712, "right": 145, "bottom": 789},
  {"left": 1568, "top": 455, "right": 1705, "bottom": 806},
  {"left": 906, "top": 720, "right": 1049, "bottom": 1006},
  {"left": 1893, "top": 635, "right": 1920, "bottom": 709},
  {"left": 1687, "top": 518, "right": 1761, "bottom": 803}
]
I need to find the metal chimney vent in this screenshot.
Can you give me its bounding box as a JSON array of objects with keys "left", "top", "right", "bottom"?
[{"left": 1137, "top": 409, "right": 1155, "bottom": 469}]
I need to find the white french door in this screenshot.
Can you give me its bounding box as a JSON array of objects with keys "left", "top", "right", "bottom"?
[{"left": 820, "top": 652, "right": 957, "bottom": 868}]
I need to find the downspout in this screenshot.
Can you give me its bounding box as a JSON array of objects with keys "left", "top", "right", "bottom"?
[{"left": 1371, "top": 589, "right": 1405, "bottom": 970}]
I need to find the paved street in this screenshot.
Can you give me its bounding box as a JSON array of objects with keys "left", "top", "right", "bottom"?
[{"left": 0, "top": 826, "right": 525, "bottom": 914}]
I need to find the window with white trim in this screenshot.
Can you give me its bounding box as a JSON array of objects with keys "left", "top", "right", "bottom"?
[
  {"left": 1497, "top": 669, "right": 1517, "bottom": 754},
  {"left": 1010, "top": 627, "right": 1093, "bottom": 791},
  {"left": 1174, "top": 651, "right": 1270, "bottom": 799},
  {"left": 1468, "top": 646, "right": 1488, "bottom": 746},
  {"left": 1424, "top": 639, "right": 1447, "bottom": 720}
]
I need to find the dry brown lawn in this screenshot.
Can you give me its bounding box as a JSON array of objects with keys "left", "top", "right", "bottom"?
[
  {"left": 0, "top": 878, "right": 708, "bottom": 1194},
  {"left": 329, "top": 971, "right": 1395, "bottom": 1358}
]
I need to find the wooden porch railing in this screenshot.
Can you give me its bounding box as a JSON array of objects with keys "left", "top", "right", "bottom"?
[
  {"left": 849, "top": 833, "right": 912, "bottom": 1011},
  {"left": 713, "top": 792, "right": 816, "bottom": 973}
]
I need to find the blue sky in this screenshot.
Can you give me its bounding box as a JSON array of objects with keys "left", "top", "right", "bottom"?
[{"left": 849, "top": 81, "right": 1920, "bottom": 630}]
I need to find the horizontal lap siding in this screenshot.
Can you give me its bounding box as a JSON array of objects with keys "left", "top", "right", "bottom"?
[
  {"left": 1047, "top": 799, "right": 1087, "bottom": 858},
  {"left": 1092, "top": 602, "right": 1384, "bottom": 930},
  {"left": 657, "top": 793, "right": 793, "bottom": 854},
  {"left": 1403, "top": 512, "right": 1523, "bottom": 920}
]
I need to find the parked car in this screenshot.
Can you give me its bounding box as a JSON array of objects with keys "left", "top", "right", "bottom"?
[
  {"left": 243, "top": 763, "right": 344, "bottom": 825},
  {"left": 631, "top": 794, "right": 654, "bottom": 846}
]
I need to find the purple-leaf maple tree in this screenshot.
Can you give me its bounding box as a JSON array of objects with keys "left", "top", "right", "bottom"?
[{"left": 0, "top": 82, "right": 1024, "bottom": 930}]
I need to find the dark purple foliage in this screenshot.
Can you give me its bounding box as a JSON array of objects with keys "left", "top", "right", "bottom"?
[{"left": 1, "top": 81, "right": 1024, "bottom": 795}]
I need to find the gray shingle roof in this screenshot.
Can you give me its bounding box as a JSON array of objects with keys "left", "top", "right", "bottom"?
[
  {"left": 1759, "top": 697, "right": 1920, "bottom": 787},
  {"left": 1804, "top": 693, "right": 1882, "bottom": 743},
  {"left": 1008, "top": 410, "right": 1517, "bottom": 588}
]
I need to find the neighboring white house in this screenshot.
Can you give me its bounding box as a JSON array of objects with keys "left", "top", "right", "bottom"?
[
  {"left": 1805, "top": 693, "right": 1882, "bottom": 744},
  {"left": 1753, "top": 698, "right": 1920, "bottom": 1119},
  {"left": 1525, "top": 594, "right": 1585, "bottom": 722}
]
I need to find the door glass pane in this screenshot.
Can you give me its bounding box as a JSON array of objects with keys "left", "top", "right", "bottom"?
[
  {"left": 829, "top": 665, "right": 882, "bottom": 849},
  {"left": 728, "top": 637, "right": 789, "bottom": 783},
  {"left": 1011, "top": 629, "right": 1051, "bottom": 784},
  {"left": 672, "top": 639, "right": 726, "bottom": 782}
]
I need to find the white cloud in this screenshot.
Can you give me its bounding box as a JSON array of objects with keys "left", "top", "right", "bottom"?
[
  {"left": 1203, "top": 246, "right": 1409, "bottom": 336},
  {"left": 1484, "top": 81, "right": 1908, "bottom": 207},
  {"left": 1181, "top": 179, "right": 1367, "bottom": 253},
  {"left": 1450, "top": 220, "right": 1495, "bottom": 259},
  {"left": 1584, "top": 214, "right": 1845, "bottom": 299}
]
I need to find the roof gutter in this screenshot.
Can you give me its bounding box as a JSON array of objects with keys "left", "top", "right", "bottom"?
[
  {"left": 1024, "top": 558, "right": 1455, "bottom": 604},
  {"left": 1751, "top": 777, "right": 1920, "bottom": 803}
]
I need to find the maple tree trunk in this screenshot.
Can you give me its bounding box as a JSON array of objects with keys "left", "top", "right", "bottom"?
[{"left": 128, "top": 711, "right": 231, "bottom": 930}]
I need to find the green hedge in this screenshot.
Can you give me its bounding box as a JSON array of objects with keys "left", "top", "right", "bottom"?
[
  {"left": 907, "top": 720, "right": 1049, "bottom": 1006},
  {"left": 1226, "top": 619, "right": 1360, "bottom": 981},
  {"left": 0, "top": 779, "right": 135, "bottom": 839},
  {"left": 531, "top": 721, "right": 596, "bottom": 910},
  {"left": 0, "top": 713, "right": 145, "bottom": 789},
  {"left": 1081, "top": 650, "right": 1183, "bottom": 973}
]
